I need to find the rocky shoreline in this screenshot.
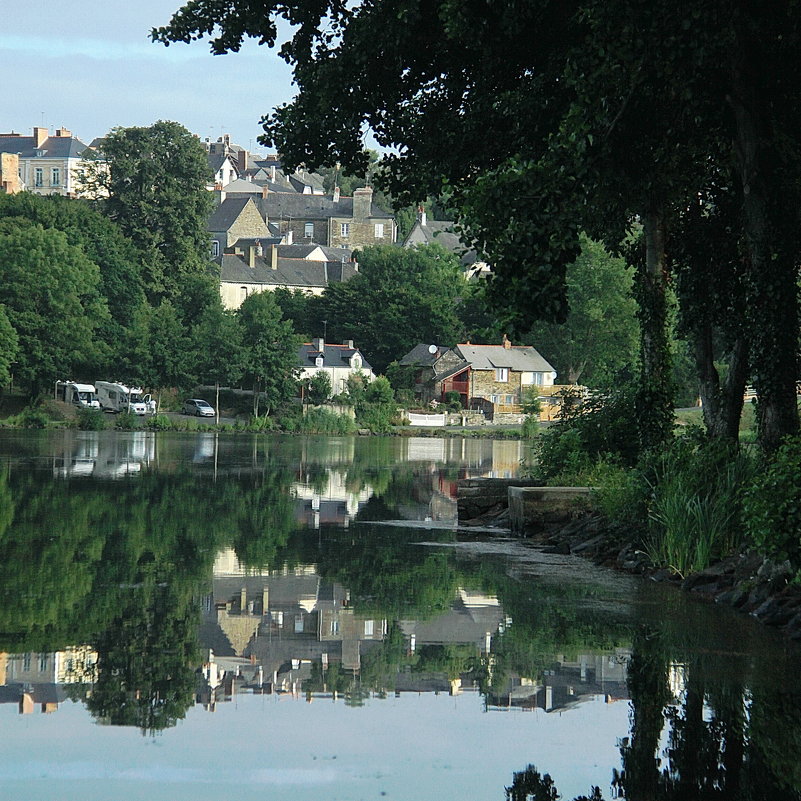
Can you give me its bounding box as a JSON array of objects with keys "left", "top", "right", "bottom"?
[{"left": 457, "top": 479, "right": 801, "bottom": 642}]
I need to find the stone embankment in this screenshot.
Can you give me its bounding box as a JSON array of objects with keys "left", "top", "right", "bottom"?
[{"left": 457, "top": 478, "right": 801, "bottom": 641}]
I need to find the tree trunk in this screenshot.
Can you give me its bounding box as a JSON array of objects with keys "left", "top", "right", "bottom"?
[
  {"left": 215, "top": 382, "right": 220, "bottom": 425},
  {"left": 694, "top": 327, "right": 748, "bottom": 443},
  {"left": 635, "top": 207, "right": 674, "bottom": 452},
  {"left": 730, "top": 24, "right": 799, "bottom": 452}
]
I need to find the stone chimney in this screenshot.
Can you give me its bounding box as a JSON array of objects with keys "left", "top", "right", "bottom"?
[
  {"left": 33, "top": 127, "right": 48, "bottom": 147},
  {"left": 270, "top": 244, "right": 278, "bottom": 270},
  {"left": 55, "top": 127, "right": 71, "bottom": 138},
  {"left": 502, "top": 334, "right": 511, "bottom": 349},
  {"left": 313, "top": 337, "right": 325, "bottom": 351},
  {"left": 353, "top": 186, "right": 373, "bottom": 220},
  {"left": 333, "top": 185, "right": 341, "bottom": 203},
  {"left": 270, "top": 165, "right": 277, "bottom": 182},
  {"left": 344, "top": 340, "right": 354, "bottom": 349},
  {"left": 237, "top": 149, "right": 249, "bottom": 173},
  {"left": 418, "top": 205, "right": 427, "bottom": 226},
  {"left": 255, "top": 239, "right": 263, "bottom": 257},
  {"left": 248, "top": 244, "right": 257, "bottom": 268},
  {"left": 261, "top": 185, "right": 269, "bottom": 199}
]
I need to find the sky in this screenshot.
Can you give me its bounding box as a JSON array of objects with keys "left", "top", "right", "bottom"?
[{"left": 0, "top": 0, "right": 295, "bottom": 153}]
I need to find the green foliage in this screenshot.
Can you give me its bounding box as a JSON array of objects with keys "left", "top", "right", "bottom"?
[
  {"left": 114, "top": 411, "right": 139, "bottom": 430},
  {"left": 0, "top": 305, "right": 18, "bottom": 388},
  {"left": 0, "top": 219, "right": 110, "bottom": 392},
  {"left": 644, "top": 432, "right": 754, "bottom": 576},
  {"left": 304, "top": 371, "right": 331, "bottom": 405},
  {"left": 11, "top": 405, "right": 50, "bottom": 429},
  {"left": 743, "top": 435, "right": 801, "bottom": 568},
  {"left": 532, "top": 384, "right": 640, "bottom": 480},
  {"left": 237, "top": 291, "right": 298, "bottom": 416},
  {"left": 76, "top": 408, "right": 106, "bottom": 431},
  {"left": 146, "top": 414, "right": 173, "bottom": 431},
  {"left": 192, "top": 301, "right": 245, "bottom": 389},
  {"left": 83, "top": 120, "right": 214, "bottom": 303},
  {"left": 443, "top": 390, "right": 462, "bottom": 411},
  {"left": 306, "top": 244, "right": 464, "bottom": 373},
  {"left": 296, "top": 407, "right": 357, "bottom": 434}
]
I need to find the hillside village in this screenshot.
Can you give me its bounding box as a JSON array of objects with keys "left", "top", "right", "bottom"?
[{"left": 0, "top": 123, "right": 574, "bottom": 426}]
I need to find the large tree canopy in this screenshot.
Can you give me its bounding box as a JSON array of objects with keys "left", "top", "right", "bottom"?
[{"left": 154, "top": 0, "right": 801, "bottom": 450}]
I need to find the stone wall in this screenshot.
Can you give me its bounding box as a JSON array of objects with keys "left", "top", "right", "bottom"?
[
  {"left": 457, "top": 477, "right": 543, "bottom": 522},
  {"left": 508, "top": 486, "right": 593, "bottom": 534}
]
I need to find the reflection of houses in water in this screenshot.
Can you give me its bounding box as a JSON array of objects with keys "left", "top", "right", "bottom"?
[
  {"left": 486, "top": 649, "right": 631, "bottom": 712},
  {"left": 0, "top": 646, "right": 98, "bottom": 714},
  {"left": 50, "top": 431, "right": 156, "bottom": 479},
  {"left": 292, "top": 469, "right": 372, "bottom": 528}
]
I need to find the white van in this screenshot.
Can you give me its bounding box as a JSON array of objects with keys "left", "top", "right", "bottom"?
[
  {"left": 96, "top": 381, "right": 152, "bottom": 415},
  {"left": 55, "top": 381, "right": 100, "bottom": 409}
]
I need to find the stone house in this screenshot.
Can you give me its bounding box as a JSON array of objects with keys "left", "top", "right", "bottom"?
[{"left": 0, "top": 127, "right": 91, "bottom": 196}]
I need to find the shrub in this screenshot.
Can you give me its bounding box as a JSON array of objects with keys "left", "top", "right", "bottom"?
[
  {"left": 13, "top": 406, "right": 50, "bottom": 429},
  {"left": 76, "top": 408, "right": 106, "bottom": 431},
  {"left": 521, "top": 415, "right": 539, "bottom": 440},
  {"left": 532, "top": 383, "right": 640, "bottom": 480},
  {"left": 444, "top": 390, "right": 462, "bottom": 411},
  {"left": 145, "top": 414, "right": 172, "bottom": 431},
  {"left": 743, "top": 434, "right": 801, "bottom": 567},
  {"left": 297, "top": 408, "right": 357, "bottom": 434},
  {"left": 114, "top": 412, "right": 139, "bottom": 430}
]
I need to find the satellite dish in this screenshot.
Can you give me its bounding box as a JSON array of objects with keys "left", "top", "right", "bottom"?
[{"left": 428, "top": 344, "right": 438, "bottom": 355}]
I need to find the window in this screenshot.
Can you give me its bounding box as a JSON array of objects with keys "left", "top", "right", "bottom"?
[
  {"left": 495, "top": 367, "right": 509, "bottom": 382},
  {"left": 35, "top": 168, "right": 43, "bottom": 187},
  {"left": 340, "top": 222, "right": 350, "bottom": 237},
  {"left": 315, "top": 356, "right": 324, "bottom": 367},
  {"left": 211, "top": 240, "right": 220, "bottom": 258},
  {"left": 294, "top": 615, "right": 305, "bottom": 633},
  {"left": 374, "top": 223, "right": 384, "bottom": 238},
  {"left": 364, "top": 620, "right": 374, "bottom": 636},
  {"left": 240, "top": 286, "right": 248, "bottom": 302},
  {"left": 23, "top": 653, "right": 31, "bottom": 671},
  {"left": 304, "top": 222, "right": 314, "bottom": 238},
  {"left": 51, "top": 167, "right": 60, "bottom": 186},
  {"left": 39, "top": 653, "right": 48, "bottom": 672}
]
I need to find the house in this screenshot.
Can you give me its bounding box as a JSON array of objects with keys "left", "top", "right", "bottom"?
[
  {"left": 297, "top": 338, "right": 374, "bottom": 396},
  {"left": 207, "top": 152, "right": 239, "bottom": 188},
  {"left": 403, "top": 209, "right": 490, "bottom": 279},
  {"left": 0, "top": 152, "right": 22, "bottom": 194},
  {"left": 399, "top": 337, "right": 562, "bottom": 418},
  {"left": 0, "top": 127, "right": 91, "bottom": 196},
  {"left": 208, "top": 196, "right": 271, "bottom": 260},
  {"left": 219, "top": 241, "right": 358, "bottom": 309},
  {"left": 255, "top": 185, "right": 397, "bottom": 248}
]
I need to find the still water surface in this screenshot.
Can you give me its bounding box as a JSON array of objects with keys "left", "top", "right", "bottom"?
[{"left": 0, "top": 430, "right": 798, "bottom": 801}]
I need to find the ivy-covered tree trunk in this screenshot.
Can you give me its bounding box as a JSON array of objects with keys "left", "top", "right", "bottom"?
[
  {"left": 635, "top": 208, "right": 674, "bottom": 452},
  {"left": 731, "top": 25, "right": 799, "bottom": 453},
  {"left": 694, "top": 327, "right": 748, "bottom": 443}
]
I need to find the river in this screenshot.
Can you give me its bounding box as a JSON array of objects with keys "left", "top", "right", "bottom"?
[{"left": 0, "top": 430, "right": 798, "bottom": 801}]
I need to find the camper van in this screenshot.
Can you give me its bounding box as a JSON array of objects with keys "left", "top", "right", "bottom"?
[
  {"left": 55, "top": 381, "right": 100, "bottom": 409},
  {"left": 96, "top": 381, "right": 153, "bottom": 415}
]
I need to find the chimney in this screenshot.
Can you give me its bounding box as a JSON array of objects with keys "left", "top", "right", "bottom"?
[
  {"left": 270, "top": 244, "right": 278, "bottom": 270},
  {"left": 352, "top": 186, "right": 373, "bottom": 219},
  {"left": 261, "top": 185, "right": 269, "bottom": 199},
  {"left": 255, "top": 239, "right": 263, "bottom": 257},
  {"left": 270, "top": 165, "right": 276, "bottom": 182},
  {"left": 333, "top": 185, "right": 341, "bottom": 203},
  {"left": 33, "top": 126, "right": 48, "bottom": 147},
  {"left": 238, "top": 149, "right": 249, "bottom": 173},
  {"left": 502, "top": 334, "right": 511, "bottom": 349},
  {"left": 313, "top": 337, "right": 325, "bottom": 351},
  {"left": 248, "top": 245, "right": 257, "bottom": 268},
  {"left": 418, "top": 205, "right": 427, "bottom": 226},
  {"left": 345, "top": 340, "right": 354, "bottom": 349},
  {"left": 55, "top": 127, "right": 71, "bottom": 138}
]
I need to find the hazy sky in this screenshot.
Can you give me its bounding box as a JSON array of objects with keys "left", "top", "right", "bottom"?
[{"left": 1, "top": 0, "right": 295, "bottom": 152}]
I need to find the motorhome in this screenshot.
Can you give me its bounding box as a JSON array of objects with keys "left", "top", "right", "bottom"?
[
  {"left": 55, "top": 381, "right": 100, "bottom": 409},
  {"left": 95, "top": 381, "right": 152, "bottom": 415}
]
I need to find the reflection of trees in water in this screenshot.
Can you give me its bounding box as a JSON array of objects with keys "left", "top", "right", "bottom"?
[{"left": 504, "top": 621, "right": 801, "bottom": 801}]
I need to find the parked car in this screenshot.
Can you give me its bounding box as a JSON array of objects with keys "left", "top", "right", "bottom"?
[{"left": 183, "top": 398, "right": 215, "bottom": 417}]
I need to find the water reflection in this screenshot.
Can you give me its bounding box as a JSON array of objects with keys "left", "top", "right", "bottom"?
[{"left": 0, "top": 432, "right": 798, "bottom": 800}]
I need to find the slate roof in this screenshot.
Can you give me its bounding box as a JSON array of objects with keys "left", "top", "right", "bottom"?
[
  {"left": 399, "top": 343, "right": 450, "bottom": 366},
  {"left": 220, "top": 254, "right": 359, "bottom": 289},
  {"left": 298, "top": 342, "right": 372, "bottom": 371},
  {"left": 257, "top": 191, "right": 394, "bottom": 221},
  {"left": 221, "top": 177, "right": 262, "bottom": 194},
  {"left": 208, "top": 152, "right": 238, "bottom": 175},
  {"left": 0, "top": 134, "right": 89, "bottom": 159},
  {"left": 404, "top": 219, "right": 478, "bottom": 266},
  {"left": 208, "top": 197, "right": 256, "bottom": 232},
  {"left": 455, "top": 344, "right": 556, "bottom": 373}
]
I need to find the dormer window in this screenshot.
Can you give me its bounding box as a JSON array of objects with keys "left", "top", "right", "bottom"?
[
  {"left": 352, "top": 354, "right": 361, "bottom": 368},
  {"left": 315, "top": 356, "right": 324, "bottom": 368}
]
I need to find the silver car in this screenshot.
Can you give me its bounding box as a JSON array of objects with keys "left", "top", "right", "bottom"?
[{"left": 182, "top": 398, "right": 215, "bottom": 417}]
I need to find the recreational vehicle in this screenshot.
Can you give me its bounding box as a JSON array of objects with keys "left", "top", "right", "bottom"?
[
  {"left": 96, "top": 381, "right": 153, "bottom": 415},
  {"left": 54, "top": 381, "right": 100, "bottom": 409}
]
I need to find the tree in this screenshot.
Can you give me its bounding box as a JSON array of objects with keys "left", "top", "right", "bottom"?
[
  {"left": 236, "top": 291, "right": 298, "bottom": 416},
  {"left": 0, "top": 306, "right": 18, "bottom": 389},
  {"left": 83, "top": 120, "right": 214, "bottom": 303},
  {"left": 0, "top": 220, "right": 110, "bottom": 392},
  {"left": 308, "top": 244, "right": 465, "bottom": 373},
  {"left": 524, "top": 236, "right": 638, "bottom": 386},
  {"left": 154, "top": 0, "right": 801, "bottom": 451},
  {"left": 304, "top": 371, "right": 331, "bottom": 405}
]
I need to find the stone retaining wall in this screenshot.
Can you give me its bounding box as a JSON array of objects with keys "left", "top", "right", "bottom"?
[
  {"left": 457, "top": 478, "right": 543, "bottom": 522},
  {"left": 508, "top": 486, "right": 593, "bottom": 534}
]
